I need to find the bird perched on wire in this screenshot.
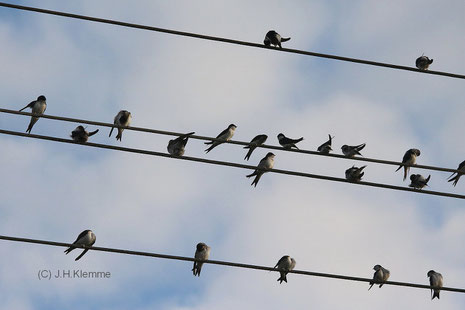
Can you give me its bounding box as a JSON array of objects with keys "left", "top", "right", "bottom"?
[
  {"left": 341, "top": 143, "right": 366, "bottom": 157},
  {"left": 244, "top": 134, "right": 268, "bottom": 161},
  {"left": 427, "top": 270, "right": 443, "bottom": 300},
  {"left": 263, "top": 30, "right": 291, "bottom": 48},
  {"left": 64, "top": 230, "right": 96, "bottom": 261},
  {"left": 192, "top": 242, "right": 211, "bottom": 277},
  {"left": 167, "top": 132, "right": 195, "bottom": 156},
  {"left": 409, "top": 174, "right": 431, "bottom": 189},
  {"left": 345, "top": 165, "right": 367, "bottom": 182},
  {"left": 19, "top": 95, "right": 47, "bottom": 133},
  {"left": 368, "top": 264, "right": 390, "bottom": 290},
  {"left": 277, "top": 133, "right": 303, "bottom": 150},
  {"left": 396, "top": 148, "right": 421, "bottom": 181},
  {"left": 204, "top": 124, "right": 237, "bottom": 153},
  {"left": 71, "top": 125, "right": 99, "bottom": 143},
  {"left": 448, "top": 160, "right": 465, "bottom": 187},
  {"left": 274, "top": 255, "right": 296, "bottom": 284},
  {"left": 416, "top": 55, "right": 433, "bottom": 70},
  {"left": 109, "top": 110, "right": 132, "bottom": 141},
  {"left": 317, "top": 134, "right": 334, "bottom": 154},
  {"left": 246, "top": 152, "right": 275, "bottom": 187}
]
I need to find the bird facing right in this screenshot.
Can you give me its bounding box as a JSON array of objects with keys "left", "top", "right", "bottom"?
[
  {"left": 109, "top": 110, "right": 132, "bottom": 141},
  {"left": 204, "top": 124, "right": 237, "bottom": 153},
  {"left": 396, "top": 148, "right": 420, "bottom": 181},
  {"left": 192, "top": 242, "right": 211, "bottom": 277},
  {"left": 246, "top": 152, "right": 275, "bottom": 187},
  {"left": 427, "top": 270, "right": 443, "bottom": 300},
  {"left": 19, "top": 95, "right": 47, "bottom": 133},
  {"left": 64, "top": 229, "right": 96, "bottom": 261},
  {"left": 409, "top": 174, "right": 431, "bottom": 189},
  {"left": 244, "top": 134, "right": 268, "bottom": 161},
  {"left": 274, "top": 255, "right": 296, "bottom": 284},
  {"left": 341, "top": 143, "right": 366, "bottom": 157}
]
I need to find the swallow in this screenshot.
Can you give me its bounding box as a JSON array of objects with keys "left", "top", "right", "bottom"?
[
  {"left": 341, "top": 143, "right": 366, "bottom": 157},
  {"left": 317, "top": 134, "right": 334, "bottom": 154},
  {"left": 244, "top": 134, "right": 268, "bottom": 161},
  {"left": 345, "top": 165, "right": 367, "bottom": 182},
  {"left": 396, "top": 148, "right": 420, "bottom": 181},
  {"left": 246, "top": 152, "right": 275, "bottom": 187},
  {"left": 64, "top": 229, "right": 96, "bottom": 261},
  {"left": 448, "top": 160, "right": 465, "bottom": 187},
  {"left": 409, "top": 174, "right": 431, "bottom": 189},
  {"left": 109, "top": 110, "right": 132, "bottom": 141},
  {"left": 71, "top": 125, "right": 99, "bottom": 143},
  {"left": 368, "top": 264, "right": 390, "bottom": 290},
  {"left": 192, "top": 242, "right": 211, "bottom": 277},
  {"left": 274, "top": 255, "right": 296, "bottom": 284},
  {"left": 204, "top": 124, "right": 237, "bottom": 153},
  {"left": 427, "top": 270, "right": 443, "bottom": 300},
  {"left": 263, "top": 30, "right": 291, "bottom": 48},
  {"left": 277, "top": 133, "right": 303, "bottom": 150},
  {"left": 416, "top": 55, "right": 433, "bottom": 70},
  {"left": 19, "top": 95, "right": 47, "bottom": 133},
  {"left": 167, "top": 132, "right": 195, "bottom": 156}
]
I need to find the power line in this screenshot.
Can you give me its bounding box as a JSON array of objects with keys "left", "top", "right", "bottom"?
[
  {"left": 1, "top": 108, "right": 461, "bottom": 175},
  {"left": 0, "top": 234, "right": 462, "bottom": 294},
  {"left": 0, "top": 2, "right": 464, "bottom": 80},
  {"left": 0, "top": 128, "right": 464, "bottom": 200}
]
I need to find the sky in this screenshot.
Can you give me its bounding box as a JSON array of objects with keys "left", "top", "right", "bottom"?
[{"left": 0, "top": 0, "right": 465, "bottom": 309}]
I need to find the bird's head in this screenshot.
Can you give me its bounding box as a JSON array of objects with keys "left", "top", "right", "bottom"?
[
  {"left": 427, "top": 270, "right": 435, "bottom": 277},
  {"left": 228, "top": 124, "right": 237, "bottom": 130},
  {"left": 373, "top": 264, "right": 382, "bottom": 271},
  {"left": 38, "top": 95, "right": 46, "bottom": 101}
]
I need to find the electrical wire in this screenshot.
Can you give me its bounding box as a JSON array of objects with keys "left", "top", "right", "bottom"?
[
  {"left": 0, "top": 2, "right": 464, "bottom": 80},
  {"left": 0, "top": 128, "right": 464, "bottom": 200},
  {"left": 1, "top": 108, "right": 462, "bottom": 175},
  {"left": 0, "top": 234, "right": 462, "bottom": 294}
]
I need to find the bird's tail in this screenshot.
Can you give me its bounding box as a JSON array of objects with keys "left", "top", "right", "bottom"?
[
  {"left": 368, "top": 282, "right": 374, "bottom": 290},
  {"left": 116, "top": 128, "right": 123, "bottom": 141},
  {"left": 64, "top": 246, "right": 75, "bottom": 255},
  {"left": 109, "top": 127, "right": 114, "bottom": 137},
  {"left": 432, "top": 289, "right": 440, "bottom": 300},
  {"left": 180, "top": 132, "right": 196, "bottom": 139},
  {"left": 281, "top": 37, "right": 291, "bottom": 42},
  {"left": 244, "top": 147, "right": 255, "bottom": 161},
  {"left": 277, "top": 272, "right": 287, "bottom": 284},
  {"left": 251, "top": 174, "right": 262, "bottom": 187},
  {"left": 425, "top": 175, "right": 431, "bottom": 184},
  {"left": 395, "top": 165, "right": 402, "bottom": 172},
  {"left": 75, "top": 248, "right": 89, "bottom": 261},
  {"left": 448, "top": 174, "right": 461, "bottom": 187},
  {"left": 19, "top": 106, "right": 28, "bottom": 112},
  {"left": 403, "top": 166, "right": 410, "bottom": 181},
  {"left": 26, "top": 117, "right": 38, "bottom": 133},
  {"left": 192, "top": 262, "right": 203, "bottom": 276},
  {"left": 204, "top": 143, "right": 217, "bottom": 153},
  {"left": 88, "top": 129, "right": 99, "bottom": 137},
  {"left": 356, "top": 143, "right": 366, "bottom": 151}
]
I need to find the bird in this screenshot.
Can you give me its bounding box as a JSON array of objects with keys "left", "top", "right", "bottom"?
[
  {"left": 345, "top": 165, "right": 367, "bottom": 182},
  {"left": 317, "top": 134, "right": 334, "bottom": 154},
  {"left": 192, "top": 242, "right": 211, "bottom": 277},
  {"left": 448, "top": 160, "right": 465, "bottom": 187},
  {"left": 396, "top": 148, "right": 421, "bottom": 181},
  {"left": 416, "top": 55, "right": 433, "bottom": 70},
  {"left": 19, "top": 95, "right": 47, "bottom": 133},
  {"left": 368, "top": 264, "right": 390, "bottom": 290},
  {"left": 341, "top": 143, "right": 366, "bottom": 157},
  {"left": 274, "top": 255, "right": 296, "bottom": 284},
  {"left": 167, "top": 132, "right": 195, "bottom": 156},
  {"left": 409, "top": 174, "right": 431, "bottom": 189},
  {"left": 264, "top": 30, "right": 291, "bottom": 48},
  {"left": 71, "top": 125, "right": 99, "bottom": 143},
  {"left": 246, "top": 152, "right": 275, "bottom": 187},
  {"left": 204, "top": 124, "right": 237, "bottom": 153},
  {"left": 244, "top": 134, "right": 268, "bottom": 161},
  {"left": 427, "top": 270, "right": 443, "bottom": 300},
  {"left": 64, "top": 230, "right": 96, "bottom": 261},
  {"left": 277, "top": 133, "right": 303, "bottom": 150},
  {"left": 109, "top": 110, "right": 132, "bottom": 141}
]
